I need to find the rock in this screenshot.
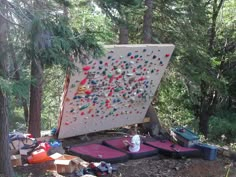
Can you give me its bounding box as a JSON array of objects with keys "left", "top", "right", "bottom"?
[{"left": 174, "top": 167, "right": 180, "bottom": 171}]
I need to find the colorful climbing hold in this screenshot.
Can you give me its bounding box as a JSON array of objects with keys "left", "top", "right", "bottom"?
[
  {"left": 85, "top": 90, "right": 92, "bottom": 95},
  {"left": 79, "top": 104, "right": 90, "bottom": 110},
  {"left": 80, "top": 78, "right": 87, "bottom": 85},
  {"left": 83, "top": 66, "right": 91, "bottom": 71},
  {"left": 108, "top": 73, "right": 113, "bottom": 78},
  {"left": 114, "top": 87, "right": 123, "bottom": 92}
]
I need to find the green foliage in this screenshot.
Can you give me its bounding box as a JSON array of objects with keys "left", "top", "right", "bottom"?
[
  {"left": 41, "top": 66, "right": 65, "bottom": 130},
  {"left": 26, "top": 14, "right": 103, "bottom": 70},
  {"left": 96, "top": 0, "right": 144, "bottom": 25},
  {"left": 0, "top": 77, "right": 30, "bottom": 99},
  {"left": 209, "top": 111, "right": 236, "bottom": 143},
  {"left": 70, "top": 0, "right": 118, "bottom": 44},
  {"left": 157, "top": 68, "right": 195, "bottom": 128}
]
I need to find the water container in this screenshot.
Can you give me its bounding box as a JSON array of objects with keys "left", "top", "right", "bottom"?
[{"left": 194, "top": 143, "right": 217, "bottom": 160}]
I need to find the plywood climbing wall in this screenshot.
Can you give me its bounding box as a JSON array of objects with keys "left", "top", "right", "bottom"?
[{"left": 58, "top": 44, "right": 175, "bottom": 139}]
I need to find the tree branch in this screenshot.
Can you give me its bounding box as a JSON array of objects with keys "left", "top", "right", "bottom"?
[{"left": 0, "top": 12, "right": 24, "bottom": 28}]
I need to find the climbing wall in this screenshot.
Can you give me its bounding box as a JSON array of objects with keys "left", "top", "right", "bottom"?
[{"left": 58, "top": 44, "right": 175, "bottom": 139}]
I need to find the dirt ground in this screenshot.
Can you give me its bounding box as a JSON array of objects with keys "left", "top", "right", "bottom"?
[{"left": 14, "top": 132, "right": 236, "bottom": 177}]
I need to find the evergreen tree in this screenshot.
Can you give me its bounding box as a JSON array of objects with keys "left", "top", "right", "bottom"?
[{"left": 0, "top": 0, "right": 16, "bottom": 176}]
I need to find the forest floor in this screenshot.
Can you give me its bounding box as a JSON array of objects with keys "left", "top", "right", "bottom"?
[{"left": 14, "top": 131, "right": 236, "bottom": 177}]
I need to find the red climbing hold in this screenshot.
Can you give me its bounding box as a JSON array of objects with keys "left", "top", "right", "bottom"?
[
  {"left": 80, "top": 78, "right": 87, "bottom": 85},
  {"left": 138, "top": 76, "right": 146, "bottom": 81},
  {"left": 85, "top": 90, "right": 92, "bottom": 95},
  {"left": 83, "top": 66, "right": 91, "bottom": 71},
  {"left": 109, "top": 76, "right": 114, "bottom": 83},
  {"left": 108, "top": 92, "right": 113, "bottom": 96}
]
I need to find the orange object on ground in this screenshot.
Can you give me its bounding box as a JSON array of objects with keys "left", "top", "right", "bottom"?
[{"left": 27, "top": 149, "right": 53, "bottom": 164}]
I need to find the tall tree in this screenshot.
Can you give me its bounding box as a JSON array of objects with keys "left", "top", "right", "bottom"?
[
  {"left": 26, "top": 0, "right": 103, "bottom": 137},
  {"left": 198, "top": 0, "right": 226, "bottom": 137},
  {"left": 28, "top": 59, "right": 43, "bottom": 137},
  {"left": 96, "top": 0, "right": 143, "bottom": 44},
  {"left": 142, "top": 0, "right": 161, "bottom": 135},
  {"left": 143, "top": 0, "right": 153, "bottom": 43},
  {"left": 0, "top": 0, "right": 16, "bottom": 176},
  {"left": 27, "top": 1, "right": 44, "bottom": 137}
]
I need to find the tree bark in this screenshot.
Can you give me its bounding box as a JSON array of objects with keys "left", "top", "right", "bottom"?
[
  {"left": 143, "top": 0, "right": 153, "bottom": 43},
  {"left": 0, "top": 1, "right": 16, "bottom": 176},
  {"left": 198, "top": 0, "right": 225, "bottom": 137},
  {"left": 119, "top": 24, "right": 129, "bottom": 44},
  {"left": 199, "top": 111, "right": 210, "bottom": 137},
  {"left": 209, "top": 0, "right": 225, "bottom": 51},
  {"left": 142, "top": 0, "right": 160, "bottom": 135},
  {"left": 28, "top": 59, "right": 43, "bottom": 137}
]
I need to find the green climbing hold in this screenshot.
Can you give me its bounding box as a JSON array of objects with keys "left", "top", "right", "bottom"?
[
  {"left": 102, "top": 70, "right": 106, "bottom": 75},
  {"left": 137, "top": 65, "right": 142, "bottom": 69},
  {"left": 108, "top": 73, "right": 113, "bottom": 78},
  {"left": 114, "top": 87, "right": 123, "bottom": 92},
  {"left": 80, "top": 104, "right": 90, "bottom": 110}
]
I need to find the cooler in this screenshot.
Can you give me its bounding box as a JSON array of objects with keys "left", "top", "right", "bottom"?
[
  {"left": 170, "top": 127, "right": 199, "bottom": 147},
  {"left": 194, "top": 143, "right": 217, "bottom": 160}
]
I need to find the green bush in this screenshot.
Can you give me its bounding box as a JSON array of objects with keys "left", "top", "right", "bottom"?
[{"left": 209, "top": 111, "right": 236, "bottom": 144}]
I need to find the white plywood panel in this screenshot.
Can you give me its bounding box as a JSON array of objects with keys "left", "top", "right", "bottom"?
[{"left": 58, "top": 44, "right": 175, "bottom": 139}]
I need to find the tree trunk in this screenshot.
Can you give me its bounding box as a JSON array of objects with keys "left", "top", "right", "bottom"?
[
  {"left": 199, "top": 111, "right": 210, "bottom": 137},
  {"left": 198, "top": 0, "right": 225, "bottom": 137},
  {"left": 0, "top": 1, "right": 16, "bottom": 176},
  {"left": 119, "top": 24, "right": 129, "bottom": 44},
  {"left": 0, "top": 92, "right": 15, "bottom": 177},
  {"left": 143, "top": 0, "right": 153, "bottom": 43},
  {"left": 28, "top": 59, "right": 43, "bottom": 137},
  {"left": 11, "top": 43, "right": 29, "bottom": 124},
  {"left": 209, "top": 0, "right": 224, "bottom": 51},
  {"left": 142, "top": 105, "right": 161, "bottom": 136},
  {"left": 142, "top": 0, "right": 160, "bottom": 135}
]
